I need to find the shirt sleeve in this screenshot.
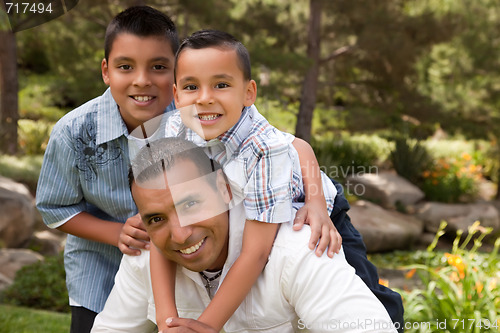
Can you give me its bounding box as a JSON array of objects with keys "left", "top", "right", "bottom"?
[
  {"left": 243, "top": 135, "right": 294, "bottom": 223},
  {"left": 282, "top": 237, "right": 396, "bottom": 332},
  {"left": 36, "top": 123, "right": 87, "bottom": 228},
  {"left": 91, "top": 252, "right": 156, "bottom": 333}
]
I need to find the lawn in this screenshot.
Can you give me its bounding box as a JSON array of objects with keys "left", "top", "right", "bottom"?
[{"left": 0, "top": 304, "right": 70, "bottom": 333}]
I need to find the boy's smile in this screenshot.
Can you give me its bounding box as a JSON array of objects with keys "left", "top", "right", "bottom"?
[
  {"left": 174, "top": 47, "right": 257, "bottom": 140},
  {"left": 102, "top": 33, "right": 175, "bottom": 132}
]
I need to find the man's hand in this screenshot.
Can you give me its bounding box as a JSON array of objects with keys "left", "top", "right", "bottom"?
[
  {"left": 159, "top": 317, "right": 218, "bottom": 333},
  {"left": 118, "top": 213, "right": 150, "bottom": 255},
  {"left": 293, "top": 202, "right": 341, "bottom": 258}
]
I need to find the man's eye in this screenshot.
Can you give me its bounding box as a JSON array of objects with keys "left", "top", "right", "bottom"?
[
  {"left": 215, "top": 83, "right": 229, "bottom": 89},
  {"left": 183, "top": 200, "right": 198, "bottom": 210},
  {"left": 149, "top": 216, "right": 165, "bottom": 225}
]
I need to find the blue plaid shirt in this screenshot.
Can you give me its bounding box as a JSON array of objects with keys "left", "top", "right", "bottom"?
[
  {"left": 36, "top": 88, "right": 174, "bottom": 312},
  {"left": 165, "top": 105, "right": 335, "bottom": 223}
]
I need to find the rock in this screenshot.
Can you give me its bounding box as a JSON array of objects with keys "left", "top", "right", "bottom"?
[
  {"left": 0, "top": 176, "right": 36, "bottom": 247},
  {"left": 348, "top": 200, "right": 424, "bottom": 252},
  {"left": 27, "top": 230, "right": 66, "bottom": 256},
  {"left": 416, "top": 202, "right": 500, "bottom": 235},
  {"left": 346, "top": 171, "right": 425, "bottom": 209},
  {"left": 0, "top": 272, "right": 13, "bottom": 292},
  {"left": 0, "top": 248, "right": 43, "bottom": 281}
]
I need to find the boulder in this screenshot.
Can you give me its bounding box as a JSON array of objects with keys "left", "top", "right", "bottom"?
[
  {"left": 0, "top": 248, "right": 43, "bottom": 281},
  {"left": 346, "top": 171, "right": 425, "bottom": 209},
  {"left": 27, "top": 230, "right": 66, "bottom": 256},
  {"left": 416, "top": 202, "right": 500, "bottom": 235},
  {"left": 0, "top": 176, "right": 36, "bottom": 247},
  {"left": 348, "top": 200, "right": 424, "bottom": 252}
]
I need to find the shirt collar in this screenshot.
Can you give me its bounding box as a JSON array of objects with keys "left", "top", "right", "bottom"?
[
  {"left": 96, "top": 88, "right": 129, "bottom": 145},
  {"left": 218, "top": 105, "right": 255, "bottom": 157}
]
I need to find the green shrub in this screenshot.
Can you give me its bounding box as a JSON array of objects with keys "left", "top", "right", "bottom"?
[
  {"left": 420, "top": 153, "right": 482, "bottom": 203},
  {"left": 390, "top": 138, "right": 432, "bottom": 184},
  {"left": 1, "top": 253, "right": 69, "bottom": 313},
  {"left": 0, "top": 154, "right": 43, "bottom": 193},
  {"left": 18, "top": 119, "right": 54, "bottom": 155},
  {"left": 311, "top": 135, "right": 389, "bottom": 181}
]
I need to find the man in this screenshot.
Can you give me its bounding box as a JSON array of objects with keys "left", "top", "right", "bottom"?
[{"left": 92, "top": 137, "right": 397, "bottom": 333}]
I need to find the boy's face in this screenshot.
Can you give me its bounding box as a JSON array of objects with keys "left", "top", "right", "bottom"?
[
  {"left": 174, "top": 47, "right": 257, "bottom": 140},
  {"left": 102, "top": 33, "right": 175, "bottom": 132}
]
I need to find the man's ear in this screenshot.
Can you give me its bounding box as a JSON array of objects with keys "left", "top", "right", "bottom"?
[
  {"left": 243, "top": 80, "right": 257, "bottom": 107},
  {"left": 101, "top": 58, "right": 110, "bottom": 85},
  {"left": 216, "top": 170, "right": 232, "bottom": 204}
]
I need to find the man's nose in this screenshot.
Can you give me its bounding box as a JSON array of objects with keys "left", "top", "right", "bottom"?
[
  {"left": 169, "top": 214, "right": 193, "bottom": 244},
  {"left": 133, "top": 68, "right": 152, "bottom": 87}
]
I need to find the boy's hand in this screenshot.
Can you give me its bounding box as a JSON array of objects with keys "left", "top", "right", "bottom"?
[
  {"left": 161, "top": 317, "right": 218, "bottom": 333},
  {"left": 293, "top": 203, "right": 341, "bottom": 258},
  {"left": 118, "top": 213, "right": 150, "bottom": 255}
]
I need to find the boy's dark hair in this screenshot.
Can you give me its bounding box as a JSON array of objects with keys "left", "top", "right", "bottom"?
[
  {"left": 129, "top": 137, "right": 223, "bottom": 190},
  {"left": 174, "top": 29, "right": 251, "bottom": 83},
  {"left": 105, "top": 6, "right": 179, "bottom": 61}
]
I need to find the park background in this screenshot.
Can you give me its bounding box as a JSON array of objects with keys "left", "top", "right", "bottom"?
[{"left": 0, "top": 0, "right": 499, "bottom": 332}]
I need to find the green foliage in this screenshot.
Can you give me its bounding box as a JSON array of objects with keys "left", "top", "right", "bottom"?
[
  {"left": 397, "top": 221, "right": 500, "bottom": 333},
  {"left": 0, "top": 154, "right": 43, "bottom": 193},
  {"left": 390, "top": 138, "right": 432, "bottom": 184},
  {"left": 1, "top": 254, "right": 69, "bottom": 313},
  {"left": 421, "top": 153, "right": 482, "bottom": 203},
  {"left": 311, "top": 134, "right": 390, "bottom": 181},
  {"left": 0, "top": 304, "right": 70, "bottom": 333},
  {"left": 18, "top": 120, "right": 53, "bottom": 155}
]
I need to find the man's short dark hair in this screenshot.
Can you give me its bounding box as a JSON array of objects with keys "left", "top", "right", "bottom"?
[
  {"left": 105, "top": 6, "right": 179, "bottom": 61},
  {"left": 174, "top": 29, "right": 251, "bottom": 83},
  {"left": 129, "top": 137, "right": 222, "bottom": 189}
]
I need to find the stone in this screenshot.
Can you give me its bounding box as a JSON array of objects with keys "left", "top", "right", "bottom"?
[
  {"left": 0, "top": 176, "right": 36, "bottom": 247},
  {"left": 346, "top": 171, "right": 425, "bottom": 209},
  {"left": 0, "top": 248, "right": 43, "bottom": 281},
  {"left": 416, "top": 202, "right": 500, "bottom": 235},
  {"left": 27, "top": 230, "right": 66, "bottom": 256},
  {"left": 348, "top": 200, "right": 424, "bottom": 252}
]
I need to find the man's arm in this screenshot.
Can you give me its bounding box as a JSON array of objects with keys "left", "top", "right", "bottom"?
[{"left": 91, "top": 252, "right": 157, "bottom": 333}]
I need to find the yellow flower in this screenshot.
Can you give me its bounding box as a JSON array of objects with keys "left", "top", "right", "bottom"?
[
  {"left": 461, "top": 152, "right": 472, "bottom": 161},
  {"left": 475, "top": 280, "right": 484, "bottom": 294}
]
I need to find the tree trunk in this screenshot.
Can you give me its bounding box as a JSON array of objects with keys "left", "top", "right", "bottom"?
[
  {"left": 295, "top": 0, "right": 322, "bottom": 142},
  {"left": 0, "top": 30, "right": 18, "bottom": 154}
]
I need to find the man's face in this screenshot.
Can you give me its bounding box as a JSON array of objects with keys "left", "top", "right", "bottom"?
[
  {"left": 174, "top": 47, "right": 257, "bottom": 140},
  {"left": 101, "top": 33, "right": 175, "bottom": 132},
  {"left": 132, "top": 159, "right": 231, "bottom": 272}
]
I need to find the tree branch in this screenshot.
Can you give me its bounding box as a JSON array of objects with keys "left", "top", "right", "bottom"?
[{"left": 320, "top": 44, "right": 356, "bottom": 64}]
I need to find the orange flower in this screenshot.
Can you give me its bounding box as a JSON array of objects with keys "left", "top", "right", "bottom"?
[
  {"left": 461, "top": 152, "right": 472, "bottom": 161},
  {"left": 444, "top": 253, "right": 466, "bottom": 279},
  {"left": 475, "top": 280, "right": 484, "bottom": 294},
  {"left": 379, "top": 278, "right": 389, "bottom": 287},
  {"left": 405, "top": 268, "right": 417, "bottom": 279}
]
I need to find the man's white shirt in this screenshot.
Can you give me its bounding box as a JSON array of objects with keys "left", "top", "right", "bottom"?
[{"left": 92, "top": 204, "right": 396, "bottom": 333}]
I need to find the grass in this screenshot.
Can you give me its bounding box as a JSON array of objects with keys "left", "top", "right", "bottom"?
[{"left": 0, "top": 304, "right": 70, "bottom": 333}]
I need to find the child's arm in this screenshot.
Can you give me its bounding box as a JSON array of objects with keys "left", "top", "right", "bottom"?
[
  {"left": 197, "top": 220, "right": 279, "bottom": 331},
  {"left": 150, "top": 246, "right": 178, "bottom": 332},
  {"left": 292, "top": 138, "right": 341, "bottom": 258},
  {"left": 57, "top": 212, "right": 151, "bottom": 255}
]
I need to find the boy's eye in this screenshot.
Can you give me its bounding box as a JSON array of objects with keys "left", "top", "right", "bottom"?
[
  {"left": 118, "top": 64, "right": 132, "bottom": 70},
  {"left": 215, "top": 83, "right": 229, "bottom": 89},
  {"left": 153, "top": 64, "right": 167, "bottom": 70},
  {"left": 183, "top": 84, "right": 197, "bottom": 91}
]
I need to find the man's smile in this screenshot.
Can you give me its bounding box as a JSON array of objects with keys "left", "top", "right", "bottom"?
[{"left": 179, "top": 237, "right": 206, "bottom": 255}]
